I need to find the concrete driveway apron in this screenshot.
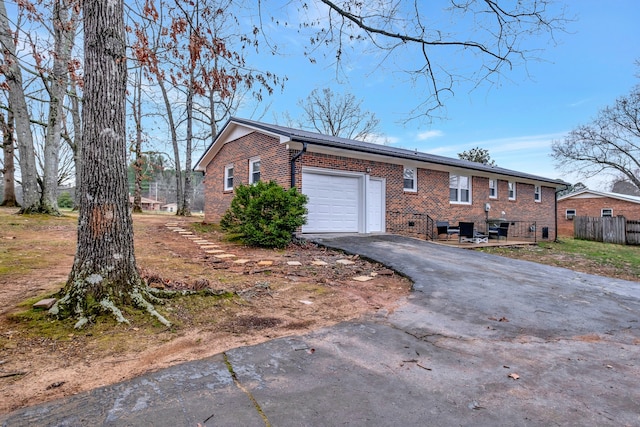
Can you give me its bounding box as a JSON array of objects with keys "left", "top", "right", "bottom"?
[{"left": 2, "top": 234, "right": 639, "bottom": 426}]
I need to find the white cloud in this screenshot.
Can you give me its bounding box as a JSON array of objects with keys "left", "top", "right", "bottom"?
[{"left": 416, "top": 130, "right": 444, "bottom": 141}]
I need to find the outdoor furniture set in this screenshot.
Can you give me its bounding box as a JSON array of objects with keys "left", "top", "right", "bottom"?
[{"left": 436, "top": 220, "right": 509, "bottom": 244}]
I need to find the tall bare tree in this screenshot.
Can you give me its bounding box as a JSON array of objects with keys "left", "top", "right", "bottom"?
[
  {"left": 552, "top": 84, "right": 640, "bottom": 192},
  {"left": 52, "top": 0, "right": 170, "bottom": 327},
  {"left": 0, "top": 0, "right": 40, "bottom": 212},
  {"left": 262, "top": 0, "right": 567, "bottom": 119},
  {"left": 0, "top": 107, "right": 17, "bottom": 206},
  {"left": 131, "top": 0, "right": 282, "bottom": 216},
  {"left": 39, "top": 0, "right": 78, "bottom": 214},
  {"left": 296, "top": 88, "right": 380, "bottom": 141}
]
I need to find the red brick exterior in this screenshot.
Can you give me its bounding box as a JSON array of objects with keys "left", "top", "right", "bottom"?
[
  {"left": 203, "top": 132, "right": 292, "bottom": 221},
  {"left": 203, "top": 132, "right": 558, "bottom": 240},
  {"left": 557, "top": 196, "right": 640, "bottom": 237}
]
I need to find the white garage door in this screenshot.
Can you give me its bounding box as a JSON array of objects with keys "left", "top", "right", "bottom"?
[{"left": 302, "top": 172, "right": 360, "bottom": 232}]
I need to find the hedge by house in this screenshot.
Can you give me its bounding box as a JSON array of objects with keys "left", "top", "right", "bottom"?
[{"left": 220, "top": 181, "right": 308, "bottom": 248}]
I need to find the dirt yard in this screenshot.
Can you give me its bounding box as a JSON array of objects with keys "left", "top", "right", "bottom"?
[{"left": 0, "top": 209, "right": 412, "bottom": 414}]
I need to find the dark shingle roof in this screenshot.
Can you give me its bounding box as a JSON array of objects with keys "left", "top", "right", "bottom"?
[{"left": 201, "top": 117, "right": 567, "bottom": 186}]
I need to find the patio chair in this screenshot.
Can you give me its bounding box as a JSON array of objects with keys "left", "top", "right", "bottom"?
[
  {"left": 458, "top": 222, "right": 475, "bottom": 243},
  {"left": 497, "top": 222, "right": 510, "bottom": 241},
  {"left": 458, "top": 222, "right": 489, "bottom": 244},
  {"left": 436, "top": 221, "right": 459, "bottom": 240}
]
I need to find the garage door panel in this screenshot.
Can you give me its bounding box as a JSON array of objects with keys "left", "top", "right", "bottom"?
[{"left": 303, "top": 172, "right": 360, "bottom": 233}]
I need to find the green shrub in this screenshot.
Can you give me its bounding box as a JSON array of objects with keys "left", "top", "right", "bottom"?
[
  {"left": 220, "top": 181, "right": 307, "bottom": 248},
  {"left": 57, "top": 191, "right": 74, "bottom": 208}
]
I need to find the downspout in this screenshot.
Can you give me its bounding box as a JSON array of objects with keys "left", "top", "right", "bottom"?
[
  {"left": 290, "top": 142, "right": 308, "bottom": 189},
  {"left": 554, "top": 184, "right": 569, "bottom": 242}
]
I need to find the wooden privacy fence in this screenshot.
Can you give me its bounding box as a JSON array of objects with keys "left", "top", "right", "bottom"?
[{"left": 574, "top": 216, "right": 640, "bottom": 245}]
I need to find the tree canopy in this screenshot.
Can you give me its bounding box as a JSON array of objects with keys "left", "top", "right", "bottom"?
[{"left": 458, "top": 147, "right": 496, "bottom": 166}]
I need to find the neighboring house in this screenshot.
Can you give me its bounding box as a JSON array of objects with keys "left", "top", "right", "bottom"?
[
  {"left": 161, "top": 203, "right": 178, "bottom": 213},
  {"left": 194, "top": 117, "right": 566, "bottom": 240},
  {"left": 557, "top": 189, "right": 640, "bottom": 237},
  {"left": 129, "top": 196, "right": 161, "bottom": 211}
]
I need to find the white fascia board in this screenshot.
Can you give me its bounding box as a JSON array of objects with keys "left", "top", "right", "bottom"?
[{"left": 194, "top": 121, "right": 291, "bottom": 171}]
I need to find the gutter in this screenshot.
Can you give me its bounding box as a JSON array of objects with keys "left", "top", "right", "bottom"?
[
  {"left": 554, "top": 184, "right": 569, "bottom": 242},
  {"left": 290, "top": 142, "right": 308, "bottom": 189}
]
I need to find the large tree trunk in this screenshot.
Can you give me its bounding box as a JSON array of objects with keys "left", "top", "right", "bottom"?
[
  {"left": 1, "top": 109, "right": 18, "bottom": 207},
  {"left": 54, "top": 0, "right": 169, "bottom": 328},
  {"left": 0, "top": 0, "right": 40, "bottom": 212},
  {"left": 41, "top": 0, "right": 76, "bottom": 215}
]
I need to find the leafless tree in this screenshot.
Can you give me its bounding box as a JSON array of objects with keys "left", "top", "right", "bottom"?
[
  {"left": 260, "top": 0, "right": 568, "bottom": 119},
  {"left": 552, "top": 84, "right": 640, "bottom": 192},
  {"left": 0, "top": 0, "right": 39, "bottom": 212},
  {"left": 297, "top": 88, "right": 380, "bottom": 141},
  {"left": 1, "top": 106, "right": 18, "bottom": 206}
]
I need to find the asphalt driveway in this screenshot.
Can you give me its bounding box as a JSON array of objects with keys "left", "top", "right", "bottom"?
[{"left": 2, "top": 235, "right": 639, "bottom": 426}]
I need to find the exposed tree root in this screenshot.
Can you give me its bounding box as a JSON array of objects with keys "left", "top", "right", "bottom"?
[
  {"left": 18, "top": 204, "right": 61, "bottom": 216},
  {"left": 49, "top": 277, "right": 230, "bottom": 329}
]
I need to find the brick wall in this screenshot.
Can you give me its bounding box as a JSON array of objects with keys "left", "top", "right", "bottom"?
[
  {"left": 203, "top": 132, "right": 291, "bottom": 222},
  {"left": 557, "top": 197, "right": 640, "bottom": 237},
  {"left": 203, "top": 132, "right": 558, "bottom": 240}
]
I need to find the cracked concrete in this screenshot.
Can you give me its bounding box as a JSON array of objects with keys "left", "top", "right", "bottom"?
[{"left": 2, "top": 234, "right": 639, "bottom": 426}]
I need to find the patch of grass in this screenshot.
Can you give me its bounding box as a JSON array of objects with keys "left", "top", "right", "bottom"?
[
  {"left": 480, "top": 237, "right": 640, "bottom": 280},
  {"left": 551, "top": 238, "right": 640, "bottom": 271},
  {"left": 190, "top": 222, "right": 221, "bottom": 234},
  {"left": 163, "top": 291, "right": 236, "bottom": 327}
]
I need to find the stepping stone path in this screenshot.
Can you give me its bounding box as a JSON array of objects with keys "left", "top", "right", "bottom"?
[{"left": 163, "top": 222, "right": 381, "bottom": 282}]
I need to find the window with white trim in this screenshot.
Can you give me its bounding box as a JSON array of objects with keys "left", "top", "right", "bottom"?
[
  {"left": 249, "top": 157, "right": 261, "bottom": 184},
  {"left": 534, "top": 185, "right": 541, "bottom": 202},
  {"left": 489, "top": 179, "right": 497, "bottom": 199},
  {"left": 224, "top": 164, "right": 234, "bottom": 191},
  {"left": 566, "top": 209, "right": 576, "bottom": 220},
  {"left": 601, "top": 208, "right": 613, "bottom": 217},
  {"left": 508, "top": 181, "right": 516, "bottom": 200},
  {"left": 403, "top": 167, "right": 417, "bottom": 192},
  {"left": 449, "top": 174, "right": 471, "bottom": 204}
]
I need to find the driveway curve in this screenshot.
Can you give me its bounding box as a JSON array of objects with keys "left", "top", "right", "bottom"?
[{"left": 2, "top": 234, "right": 639, "bottom": 426}]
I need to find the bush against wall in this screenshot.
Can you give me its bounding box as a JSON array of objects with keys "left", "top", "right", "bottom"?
[{"left": 220, "top": 181, "right": 307, "bottom": 248}]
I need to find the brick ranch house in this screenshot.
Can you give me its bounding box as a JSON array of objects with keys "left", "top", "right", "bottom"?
[
  {"left": 557, "top": 189, "right": 640, "bottom": 237},
  {"left": 194, "top": 117, "right": 566, "bottom": 241}
]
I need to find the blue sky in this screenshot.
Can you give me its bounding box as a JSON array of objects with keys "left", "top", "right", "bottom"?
[{"left": 237, "top": 1, "right": 639, "bottom": 191}]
